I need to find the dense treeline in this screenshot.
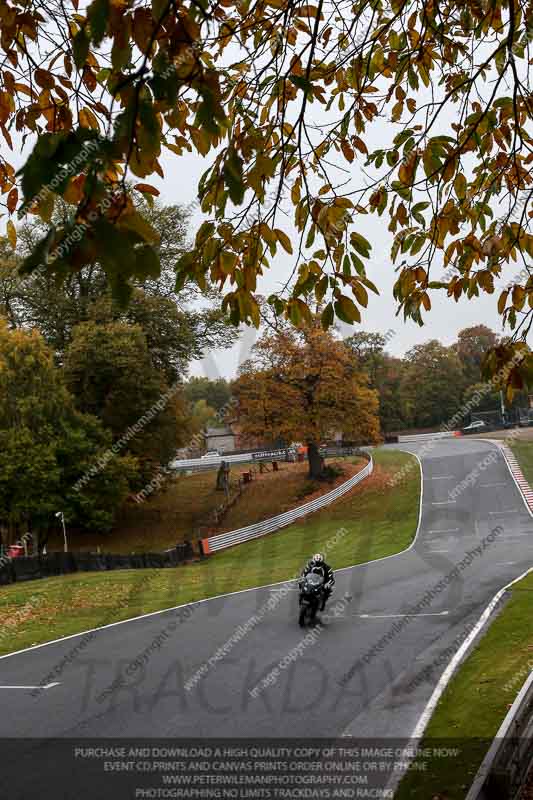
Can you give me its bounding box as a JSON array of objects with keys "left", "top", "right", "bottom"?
[
  {"left": 0, "top": 199, "right": 237, "bottom": 547},
  {"left": 177, "top": 324, "right": 530, "bottom": 455},
  {"left": 345, "top": 325, "right": 529, "bottom": 433}
]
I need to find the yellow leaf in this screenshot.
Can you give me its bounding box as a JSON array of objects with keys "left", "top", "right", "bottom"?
[
  {"left": 391, "top": 100, "right": 403, "bottom": 121},
  {"left": 6, "top": 219, "right": 16, "bottom": 249},
  {"left": 274, "top": 228, "right": 293, "bottom": 254},
  {"left": 497, "top": 290, "right": 508, "bottom": 315},
  {"left": 351, "top": 281, "right": 368, "bottom": 307},
  {"left": 78, "top": 107, "right": 100, "bottom": 130},
  {"left": 454, "top": 173, "right": 467, "bottom": 200},
  {"left": 512, "top": 285, "right": 525, "bottom": 310},
  {"left": 291, "top": 180, "right": 301, "bottom": 204}
]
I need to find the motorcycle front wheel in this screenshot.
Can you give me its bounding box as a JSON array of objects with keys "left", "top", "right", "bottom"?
[{"left": 299, "top": 604, "right": 310, "bottom": 627}]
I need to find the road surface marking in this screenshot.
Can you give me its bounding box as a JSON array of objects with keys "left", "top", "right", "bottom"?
[
  {"left": 430, "top": 476, "right": 454, "bottom": 480},
  {"left": 480, "top": 483, "right": 507, "bottom": 488},
  {"left": 489, "top": 510, "right": 519, "bottom": 515},
  {"left": 427, "top": 549, "right": 450, "bottom": 553},
  {"left": 0, "top": 682, "right": 60, "bottom": 690},
  {"left": 357, "top": 611, "right": 449, "bottom": 619},
  {"left": 431, "top": 501, "right": 457, "bottom": 505},
  {"left": 427, "top": 528, "right": 459, "bottom": 534},
  {"left": 0, "top": 451, "right": 426, "bottom": 667}
]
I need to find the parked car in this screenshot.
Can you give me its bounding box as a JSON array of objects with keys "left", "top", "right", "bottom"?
[
  {"left": 462, "top": 420, "right": 488, "bottom": 434},
  {"left": 201, "top": 450, "right": 221, "bottom": 459}
]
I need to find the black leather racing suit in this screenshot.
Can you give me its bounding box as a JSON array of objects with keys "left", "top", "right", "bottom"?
[{"left": 300, "top": 560, "right": 335, "bottom": 610}]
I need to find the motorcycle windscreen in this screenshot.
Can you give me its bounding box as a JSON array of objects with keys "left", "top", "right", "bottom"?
[{"left": 304, "top": 573, "right": 324, "bottom": 589}]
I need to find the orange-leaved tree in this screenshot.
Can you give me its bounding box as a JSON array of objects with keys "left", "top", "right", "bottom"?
[
  {"left": 2, "top": 0, "right": 533, "bottom": 390},
  {"left": 232, "top": 323, "right": 380, "bottom": 478}
]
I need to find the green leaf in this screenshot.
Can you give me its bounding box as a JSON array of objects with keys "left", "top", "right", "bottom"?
[
  {"left": 17, "top": 129, "right": 101, "bottom": 208},
  {"left": 335, "top": 295, "right": 361, "bottom": 324},
  {"left": 19, "top": 227, "right": 56, "bottom": 274},
  {"left": 350, "top": 251, "right": 366, "bottom": 276},
  {"left": 223, "top": 148, "right": 245, "bottom": 206},
  {"left": 196, "top": 221, "right": 215, "bottom": 246},
  {"left": 87, "top": 0, "right": 110, "bottom": 46},
  {"left": 72, "top": 28, "right": 90, "bottom": 69},
  {"left": 315, "top": 275, "right": 328, "bottom": 302},
  {"left": 359, "top": 275, "right": 379, "bottom": 294},
  {"left": 321, "top": 302, "right": 334, "bottom": 329},
  {"left": 152, "top": 0, "right": 169, "bottom": 21},
  {"left": 350, "top": 231, "right": 372, "bottom": 257},
  {"left": 289, "top": 75, "right": 313, "bottom": 96}
]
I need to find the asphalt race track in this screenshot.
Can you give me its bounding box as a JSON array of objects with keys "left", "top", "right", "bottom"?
[{"left": 1, "top": 438, "right": 532, "bottom": 798}]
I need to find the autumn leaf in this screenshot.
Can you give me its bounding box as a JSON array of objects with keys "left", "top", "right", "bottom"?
[
  {"left": 341, "top": 140, "right": 354, "bottom": 163},
  {"left": 274, "top": 228, "right": 293, "bottom": 254},
  {"left": 134, "top": 183, "right": 160, "bottom": 196},
  {"left": 7, "top": 188, "right": 18, "bottom": 214},
  {"left": 6, "top": 219, "right": 16, "bottom": 249}
]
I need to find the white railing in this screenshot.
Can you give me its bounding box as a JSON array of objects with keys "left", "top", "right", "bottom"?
[
  {"left": 397, "top": 431, "right": 459, "bottom": 443},
  {"left": 169, "top": 445, "right": 365, "bottom": 473},
  {"left": 202, "top": 455, "right": 373, "bottom": 553},
  {"left": 169, "top": 449, "right": 291, "bottom": 473},
  {"left": 466, "top": 668, "right": 533, "bottom": 799}
]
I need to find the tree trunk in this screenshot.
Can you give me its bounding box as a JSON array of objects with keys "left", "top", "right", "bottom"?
[{"left": 307, "top": 442, "right": 325, "bottom": 479}]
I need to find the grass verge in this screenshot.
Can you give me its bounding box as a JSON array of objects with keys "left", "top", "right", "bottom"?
[
  {"left": 509, "top": 439, "right": 533, "bottom": 486},
  {"left": 396, "top": 570, "right": 533, "bottom": 800},
  {"left": 0, "top": 448, "right": 419, "bottom": 656}
]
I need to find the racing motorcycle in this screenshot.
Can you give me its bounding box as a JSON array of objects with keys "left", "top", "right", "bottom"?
[{"left": 298, "top": 572, "right": 325, "bottom": 627}]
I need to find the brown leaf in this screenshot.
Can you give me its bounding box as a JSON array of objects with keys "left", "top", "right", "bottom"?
[
  {"left": 34, "top": 68, "right": 55, "bottom": 90},
  {"left": 134, "top": 183, "right": 160, "bottom": 196},
  {"left": 7, "top": 187, "right": 17, "bottom": 214},
  {"left": 341, "top": 140, "right": 354, "bottom": 163}
]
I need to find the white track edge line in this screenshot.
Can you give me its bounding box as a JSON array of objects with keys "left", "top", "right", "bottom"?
[
  {"left": 497, "top": 444, "right": 533, "bottom": 518},
  {"left": 0, "top": 450, "right": 424, "bottom": 663},
  {"left": 386, "top": 438, "right": 533, "bottom": 795}
]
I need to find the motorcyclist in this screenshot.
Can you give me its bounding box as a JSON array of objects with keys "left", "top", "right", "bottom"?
[{"left": 300, "top": 553, "right": 335, "bottom": 611}]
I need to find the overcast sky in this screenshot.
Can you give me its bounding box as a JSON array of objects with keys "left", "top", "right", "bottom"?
[{"left": 151, "top": 147, "right": 513, "bottom": 380}]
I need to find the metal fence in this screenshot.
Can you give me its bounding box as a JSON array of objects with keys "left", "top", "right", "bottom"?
[
  {"left": 202, "top": 454, "right": 373, "bottom": 554},
  {"left": 466, "top": 668, "right": 533, "bottom": 799},
  {"left": 169, "top": 448, "right": 292, "bottom": 473},
  {"left": 169, "top": 445, "right": 367, "bottom": 474},
  {"left": 0, "top": 543, "right": 197, "bottom": 586},
  {"left": 397, "top": 431, "right": 460, "bottom": 443}
]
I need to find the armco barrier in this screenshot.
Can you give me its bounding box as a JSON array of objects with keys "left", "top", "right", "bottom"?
[
  {"left": 202, "top": 454, "right": 373, "bottom": 554},
  {"left": 466, "top": 669, "right": 533, "bottom": 799},
  {"left": 169, "top": 449, "right": 291, "bottom": 473},
  {"left": 0, "top": 541, "right": 195, "bottom": 586},
  {"left": 397, "top": 430, "right": 460, "bottom": 443},
  {"left": 170, "top": 444, "right": 366, "bottom": 473}
]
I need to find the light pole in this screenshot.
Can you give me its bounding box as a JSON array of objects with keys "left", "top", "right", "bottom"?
[
  {"left": 55, "top": 511, "right": 68, "bottom": 553},
  {"left": 500, "top": 389, "right": 507, "bottom": 427}
]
